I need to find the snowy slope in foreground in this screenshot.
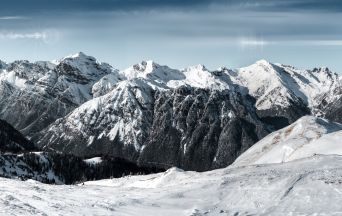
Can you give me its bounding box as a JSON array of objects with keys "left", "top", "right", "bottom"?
[
  {"left": 1, "top": 155, "right": 342, "bottom": 215},
  {"left": 233, "top": 116, "right": 342, "bottom": 167}
]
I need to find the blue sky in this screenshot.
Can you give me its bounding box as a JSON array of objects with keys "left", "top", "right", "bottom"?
[{"left": 0, "top": 0, "right": 342, "bottom": 72}]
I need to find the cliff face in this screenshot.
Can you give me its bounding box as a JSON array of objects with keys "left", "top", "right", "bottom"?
[{"left": 139, "top": 86, "right": 270, "bottom": 171}]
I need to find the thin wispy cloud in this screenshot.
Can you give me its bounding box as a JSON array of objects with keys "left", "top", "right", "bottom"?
[
  {"left": 0, "top": 30, "right": 60, "bottom": 44},
  {"left": 238, "top": 38, "right": 271, "bottom": 51},
  {"left": 0, "top": 16, "right": 26, "bottom": 20},
  {"left": 300, "top": 40, "right": 342, "bottom": 46},
  {"left": 0, "top": 0, "right": 341, "bottom": 72},
  {"left": 239, "top": 39, "right": 269, "bottom": 46},
  {"left": 239, "top": 39, "right": 342, "bottom": 47},
  {"left": 0, "top": 32, "right": 47, "bottom": 40}
]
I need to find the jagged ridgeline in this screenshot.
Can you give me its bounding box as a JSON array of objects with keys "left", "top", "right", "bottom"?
[{"left": 0, "top": 52, "right": 341, "bottom": 171}]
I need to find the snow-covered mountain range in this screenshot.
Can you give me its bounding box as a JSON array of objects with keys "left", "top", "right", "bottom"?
[
  {"left": 0, "top": 52, "right": 341, "bottom": 171},
  {"left": 0, "top": 52, "right": 114, "bottom": 137},
  {"left": 0, "top": 53, "right": 342, "bottom": 215}
]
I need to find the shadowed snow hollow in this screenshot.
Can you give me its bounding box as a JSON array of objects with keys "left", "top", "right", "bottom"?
[{"left": 233, "top": 116, "right": 342, "bottom": 166}]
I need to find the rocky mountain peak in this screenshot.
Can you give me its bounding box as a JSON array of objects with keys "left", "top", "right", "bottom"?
[
  {"left": 133, "top": 60, "right": 159, "bottom": 73},
  {"left": 185, "top": 64, "right": 208, "bottom": 72},
  {"left": 62, "top": 52, "right": 96, "bottom": 62},
  {"left": 311, "top": 67, "right": 339, "bottom": 82},
  {"left": 55, "top": 52, "right": 112, "bottom": 83},
  {"left": 255, "top": 59, "right": 272, "bottom": 66}
]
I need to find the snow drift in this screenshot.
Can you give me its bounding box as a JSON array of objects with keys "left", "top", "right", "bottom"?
[
  {"left": 233, "top": 116, "right": 342, "bottom": 166},
  {"left": 1, "top": 155, "right": 342, "bottom": 215}
]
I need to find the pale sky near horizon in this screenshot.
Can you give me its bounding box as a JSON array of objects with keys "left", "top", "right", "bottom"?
[{"left": 0, "top": 0, "right": 342, "bottom": 73}]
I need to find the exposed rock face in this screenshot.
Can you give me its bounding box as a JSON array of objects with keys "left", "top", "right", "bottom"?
[
  {"left": 0, "top": 53, "right": 115, "bottom": 139},
  {"left": 315, "top": 70, "right": 342, "bottom": 124},
  {"left": 232, "top": 61, "right": 338, "bottom": 129},
  {"left": 314, "top": 78, "right": 342, "bottom": 123},
  {"left": 0, "top": 116, "right": 163, "bottom": 184},
  {"left": 320, "top": 86, "right": 342, "bottom": 123},
  {"left": 37, "top": 79, "right": 155, "bottom": 161},
  {"left": 256, "top": 101, "right": 310, "bottom": 130},
  {"left": 38, "top": 82, "right": 271, "bottom": 171},
  {"left": 325, "top": 103, "right": 342, "bottom": 123},
  {"left": 0, "top": 60, "right": 7, "bottom": 70},
  {"left": 0, "top": 54, "right": 341, "bottom": 171},
  {"left": 139, "top": 86, "right": 270, "bottom": 171},
  {"left": 0, "top": 119, "right": 36, "bottom": 153}
]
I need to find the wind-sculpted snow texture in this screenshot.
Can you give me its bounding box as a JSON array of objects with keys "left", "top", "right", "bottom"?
[
  {"left": 1, "top": 53, "right": 341, "bottom": 171},
  {"left": 1, "top": 155, "right": 342, "bottom": 215},
  {"left": 233, "top": 116, "right": 342, "bottom": 166}
]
